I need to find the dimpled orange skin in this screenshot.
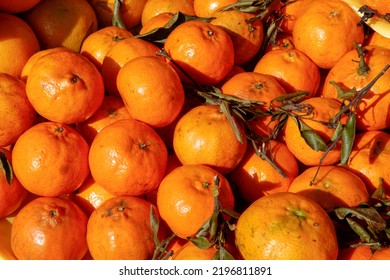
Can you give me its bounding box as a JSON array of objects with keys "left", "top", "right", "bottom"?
[
  {"left": 164, "top": 20, "right": 235, "bottom": 86},
  {"left": 25, "top": 49, "right": 105, "bottom": 124},
  {"left": 157, "top": 164, "right": 235, "bottom": 239},
  {"left": 0, "top": 73, "right": 37, "bottom": 147},
  {"left": 173, "top": 104, "right": 247, "bottom": 174},
  {"left": 288, "top": 165, "right": 370, "bottom": 212},
  {"left": 86, "top": 196, "right": 156, "bottom": 260},
  {"left": 235, "top": 192, "right": 339, "bottom": 260},
  {"left": 88, "top": 119, "right": 168, "bottom": 196},
  {"left": 11, "top": 122, "right": 90, "bottom": 197},
  {"left": 11, "top": 196, "right": 88, "bottom": 260}
]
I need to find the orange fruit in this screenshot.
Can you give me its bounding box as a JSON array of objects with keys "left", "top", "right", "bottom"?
[
  {"left": 361, "top": 0, "right": 390, "bottom": 15},
  {"left": 88, "top": 0, "right": 147, "bottom": 30},
  {"left": 288, "top": 166, "right": 370, "bottom": 212},
  {"left": 80, "top": 26, "right": 133, "bottom": 71},
  {"left": 0, "top": 73, "right": 37, "bottom": 147},
  {"left": 338, "top": 245, "right": 374, "bottom": 260},
  {"left": 211, "top": 9, "right": 264, "bottom": 66},
  {"left": 139, "top": 12, "right": 176, "bottom": 34},
  {"left": 220, "top": 71, "right": 286, "bottom": 138},
  {"left": 11, "top": 196, "right": 88, "bottom": 260},
  {"left": 321, "top": 45, "right": 390, "bottom": 131},
  {"left": 117, "top": 56, "right": 185, "bottom": 128},
  {"left": 371, "top": 247, "right": 390, "bottom": 260},
  {"left": 101, "top": 37, "right": 161, "bottom": 96},
  {"left": 11, "top": 122, "right": 90, "bottom": 197},
  {"left": 193, "top": 0, "right": 237, "bottom": 18},
  {"left": 173, "top": 104, "right": 247, "bottom": 174},
  {"left": 86, "top": 195, "right": 156, "bottom": 260},
  {"left": 0, "top": 0, "right": 41, "bottom": 13},
  {"left": 279, "top": 0, "right": 316, "bottom": 33},
  {"left": 164, "top": 20, "right": 234, "bottom": 85},
  {"left": 344, "top": 130, "right": 390, "bottom": 196},
  {"left": 141, "top": 0, "right": 195, "bottom": 26},
  {"left": 229, "top": 140, "right": 299, "bottom": 204},
  {"left": 365, "top": 31, "right": 390, "bottom": 49},
  {"left": 171, "top": 240, "right": 240, "bottom": 260},
  {"left": 23, "top": 0, "right": 98, "bottom": 52},
  {"left": 68, "top": 175, "right": 116, "bottom": 216},
  {"left": 253, "top": 48, "right": 321, "bottom": 97},
  {"left": 0, "top": 12, "right": 40, "bottom": 78},
  {"left": 75, "top": 95, "right": 132, "bottom": 145},
  {"left": 157, "top": 164, "right": 235, "bottom": 239},
  {"left": 284, "top": 97, "right": 343, "bottom": 166},
  {"left": 235, "top": 192, "right": 339, "bottom": 259},
  {"left": 292, "top": 0, "right": 364, "bottom": 69},
  {"left": 0, "top": 148, "right": 29, "bottom": 218},
  {"left": 25, "top": 48, "right": 105, "bottom": 124},
  {"left": 20, "top": 47, "right": 67, "bottom": 82},
  {"left": 88, "top": 119, "right": 168, "bottom": 196}
]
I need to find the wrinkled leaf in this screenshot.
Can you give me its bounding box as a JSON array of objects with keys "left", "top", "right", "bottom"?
[
  {"left": 273, "top": 91, "right": 309, "bottom": 103},
  {"left": 0, "top": 151, "right": 13, "bottom": 185},
  {"left": 335, "top": 207, "right": 386, "bottom": 233},
  {"left": 340, "top": 114, "right": 356, "bottom": 165},
  {"left": 134, "top": 12, "right": 214, "bottom": 45},
  {"left": 190, "top": 236, "right": 213, "bottom": 250},
  {"left": 215, "top": 246, "right": 235, "bottom": 260},
  {"left": 346, "top": 217, "right": 374, "bottom": 244},
  {"left": 292, "top": 116, "right": 328, "bottom": 152}
]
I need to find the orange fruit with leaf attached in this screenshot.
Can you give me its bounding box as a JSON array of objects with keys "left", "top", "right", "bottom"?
[
  {"left": 0, "top": 73, "right": 36, "bottom": 147},
  {"left": 23, "top": 0, "right": 98, "bottom": 52},
  {"left": 11, "top": 196, "right": 88, "bottom": 259},
  {"left": 193, "top": 0, "right": 237, "bottom": 18},
  {"left": 344, "top": 130, "right": 390, "bottom": 197},
  {"left": 235, "top": 192, "right": 339, "bottom": 259},
  {"left": 86, "top": 195, "right": 156, "bottom": 260},
  {"left": 101, "top": 37, "right": 161, "bottom": 96},
  {"left": 173, "top": 104, "right": 247, "bottom": 174},
  {"left": 164, "top": 20, "right": 234, "bottom": 85},
  {"left": 321, "top": 45, "right": 390, "bottom": 131},
  {"left": 0, "top": 12, "right": 40, "bottom": 78},
  {"left": 288, "top": 165, "right": 370, "bottom": 212},
  {"left": 292, "top": 0, "right": 364, "bottom": 69},
  {"left": 220, "top": 71, "right": 287, "bottom": 138},
  {"left": 117, "top": 56, "right": 185, "bottom": 128},
  {"left": 11, "top": 122, "right": 90, "bottom": 197},
  {"left": 139, "top": 12, "right": 175, "bottom": 34},
  {"left": 254, "top": 48, "right": 320, "bottom": 97},
  {"left": 141, "top": 0, "right": 195, "bottom": 26},
  {"left": 0, "top": 148, "right": 29, "bottom": 218},
  {"left": 88, "top": 119, "right": 168, "bottom": 196},
  {"left": 80, "top": 26, "right": 133, "bottom": 70},
  {"left": 157, "top": 164, "right": 235, "bottom": 239},
  {"left": 75, "top": 95, "right": 132, "bottom": 145},
  {"left": 25, "top": 48, "right": 105, "bottom": 124},
  {"left": 211, "top": 9, "right": 264, "bottom": 66},
  {"left": 229, "top": 140, "right": 299, "bottom": 204},
  {"left": 88, "top": 0, "right": 147, "bottom": 30},
  {"left": 284, "top": 97, "right": 343, "bottom": 166}
]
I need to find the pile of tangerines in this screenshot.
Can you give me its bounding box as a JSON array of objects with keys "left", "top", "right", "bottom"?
[{"left": 1, "top": 0, "right": 390, "bottom": 260}]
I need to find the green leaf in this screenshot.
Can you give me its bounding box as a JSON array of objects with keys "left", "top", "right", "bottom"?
[
  {"left": 292, "top": 116, "right": 328, "bottom": 152},
  {"left": 330, "top": 121, "right": 343, "bottom": 142},
  {"left": 189, "top": 236, "right": 213, "bottom": 249},
  {"left": 0, "top": 150, "right": 13, "bottom": 185},
  {"left": 215, "top": 246, "right": 235, "bottom": 260},
  {"left": 134, "top": 12, "right": 214, "bottom": 45},
  {"left": 340, "top": 114, "right": 356, "bottom": 166},
  {"left": 335, "top": 207, "right": 386, "bottom": 234},
  {"left": 272, "top": 91, "right": 309, "bottom": 103},
  {"left": 329, "top": 81, "right": 357, "bottom": 100}
]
